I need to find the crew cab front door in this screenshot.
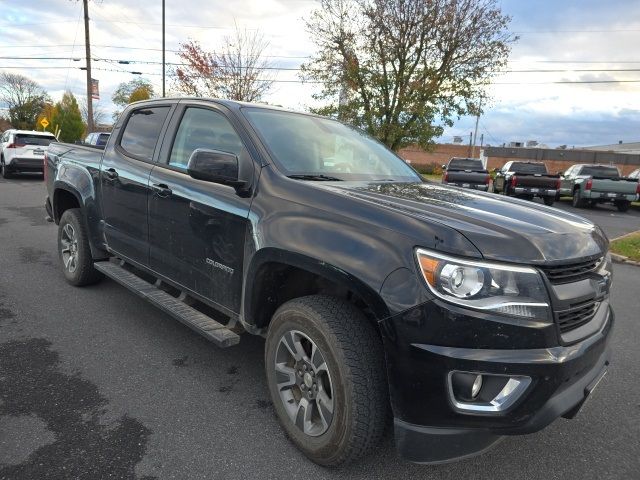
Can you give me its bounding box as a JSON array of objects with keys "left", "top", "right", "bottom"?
[
  {"left": 100, "top": 104, "right": 174, "bottom": 265},
  {"left": 147, "top": 104, "right": 255, "bottom": 313}
]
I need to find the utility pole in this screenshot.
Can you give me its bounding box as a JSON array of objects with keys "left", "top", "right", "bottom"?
[
  {"left": 83, "top": 0, "right": 94, "bottom": 132},
  {"left": 162, "top": 0, "right": 166, "bottom": 97},
  {"left": 472, "top": 112, "right": 480, "bottom": 158}
]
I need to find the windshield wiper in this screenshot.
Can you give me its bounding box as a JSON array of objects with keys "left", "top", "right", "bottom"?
[{"left": 287, "top": 174, "right": 343, "bottom": 181}]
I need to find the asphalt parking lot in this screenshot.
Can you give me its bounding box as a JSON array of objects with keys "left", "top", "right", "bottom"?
[{"left": 1, "top": 175, "right": 638, "bottom": 480}]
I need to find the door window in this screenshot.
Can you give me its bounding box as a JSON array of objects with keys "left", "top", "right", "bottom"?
[
  {"left": 120, "top": 106, "right": 170, "bottom": 161},
  {"left": 168, "top": 108, "right": 245, "bottom": 170}
]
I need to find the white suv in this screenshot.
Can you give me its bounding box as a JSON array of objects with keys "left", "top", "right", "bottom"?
[{"left": 0, "top": 129, "right": 58, "bottom": 178}]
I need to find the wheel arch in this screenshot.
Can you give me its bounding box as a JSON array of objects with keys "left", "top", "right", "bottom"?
[
  {"left": 243, "top": 248, "right": 390, "bottom": 331},
  {"left": 53, "top": 181, "right": 108, "bottom": 260}
]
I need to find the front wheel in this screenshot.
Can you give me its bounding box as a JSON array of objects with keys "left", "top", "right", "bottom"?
[
  {"left": 543, "top": 197, "right": 555, "bottom": 206},
  {"left": 58, "top": 208, "right": 103, "bottom": 286},
  {"left": 265, "top": 295, "right": 387, "bottom": 466}
]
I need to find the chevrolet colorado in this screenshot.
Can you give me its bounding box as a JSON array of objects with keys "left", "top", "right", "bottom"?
[{"left": 45, "top": 98, "right": 613, "bottom": 466}]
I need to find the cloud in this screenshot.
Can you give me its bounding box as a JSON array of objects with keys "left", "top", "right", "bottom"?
[{"left": 1, "top": 0, "right": 638, "bottom": 147}]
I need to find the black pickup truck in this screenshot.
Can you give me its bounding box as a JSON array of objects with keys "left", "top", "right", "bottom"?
[
  {"left": 45, "top": 98, "right": 613, "bottom": 466},
  {"left": 493, "top": 161, "right": 561, "bottom": 206},
  {"left": 441, "top": 157, "right": 490, "bottom": 190}
]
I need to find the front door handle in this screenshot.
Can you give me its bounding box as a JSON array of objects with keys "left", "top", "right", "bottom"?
[
  {"left": 152, "top": 183, "right": 172, "bottom": 197},
  {"left": 104, "top": 168, "right": 119, "bottom": 180}
]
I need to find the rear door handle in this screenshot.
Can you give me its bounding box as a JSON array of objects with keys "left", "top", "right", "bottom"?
[
  {"left": 104, "top": 168, "right": 119, "bottom": 180},
  {"left": 152, "top": 183, "right": 172, "bottom": 197}
]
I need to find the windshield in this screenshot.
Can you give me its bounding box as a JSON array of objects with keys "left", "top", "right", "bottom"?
[
  {"left": 242, "top": 108, "right": 421, "bottom": 182},
  {"left": 510, "top": 162, "right": 547, "bottom": 174},
  {"left": 581, "top": 166, "right": 619, "bottom": 178},
  {"left": 448, "top": 158, "right": 483, "bottom": 171},
  {"left": 15, "top": 134, "right": 56, "bottom": 146}
]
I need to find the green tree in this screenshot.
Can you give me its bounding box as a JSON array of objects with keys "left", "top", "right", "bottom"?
[
  {"left": 0, "top": 72, "right": 50, "bottom": 129},
  {"left": 128, "top": 86, "right": 152, "bottom": 103},
  {"left": 51, "top": 91, "right": 85, "bottom": 143},
  {"left": 111, "top": 78, "right": 155, "bottom": 120},
  {"left": 301, "top": 0, "right": 516, "bottom": 151}
]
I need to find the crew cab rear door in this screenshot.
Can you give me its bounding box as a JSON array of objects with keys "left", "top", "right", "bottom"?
[
  {"left": 147, "top": 102, "right": 256, "bottom": 313},
  {"left": 100, "top": 103, "right": 175, "bottom": 265}
]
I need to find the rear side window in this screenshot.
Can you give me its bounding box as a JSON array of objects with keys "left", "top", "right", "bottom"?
[
  {"left": 448, "top": 158, "right": 483, "bottom": 170},
  {"left": 510, "top": 162, "right": 547, "bottom": 174},
  {"left": 120, "top": 107, "right": 170, "bottom": 160},
  {"left": 15, "top": 134, "right": 56, "bottom": 146}
]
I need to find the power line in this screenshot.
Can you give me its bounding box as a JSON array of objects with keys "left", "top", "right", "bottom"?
[{"left": 5, "top": 56, "right": 640, "bottom": 75}]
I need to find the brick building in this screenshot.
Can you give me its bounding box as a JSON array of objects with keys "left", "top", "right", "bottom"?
[{"left": 398, "top": 144, "right": 640, "bottom": 176}]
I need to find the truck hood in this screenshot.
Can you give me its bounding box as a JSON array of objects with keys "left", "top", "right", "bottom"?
[{"left": 322, "top": 181, "right": 607, "bottom": 264}]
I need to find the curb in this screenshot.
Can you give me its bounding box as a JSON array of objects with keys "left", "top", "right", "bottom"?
[{"left": 609, "top": 231, "right": 640, "bottom": 267}]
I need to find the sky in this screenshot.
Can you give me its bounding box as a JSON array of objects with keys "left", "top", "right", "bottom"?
[{"left": 0, "top": 0, "right": 638, "bottom": 148}]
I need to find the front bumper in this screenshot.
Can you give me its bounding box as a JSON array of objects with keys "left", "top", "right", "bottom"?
[{"left": 380, "top": 301, "right": 613, "bottom": 463}]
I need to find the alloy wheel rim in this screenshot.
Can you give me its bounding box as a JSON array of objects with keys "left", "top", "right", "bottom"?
[
  {"left": 274, "top": 330, "right": 334, "bottom": 437},
  {"left": 60, "top": 223, "right": 79, "bottom": 273}
]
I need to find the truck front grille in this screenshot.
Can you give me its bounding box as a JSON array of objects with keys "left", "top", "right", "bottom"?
[
  {"left": 557, "top": 300, "right": 599, "bottom": 333},
  {"left": 541, "top": 257, "right": 602, "bottom": 284}
]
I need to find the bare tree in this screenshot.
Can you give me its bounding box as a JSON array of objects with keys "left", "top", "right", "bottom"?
[
  {"left": 301, "top": 0, "right": 517, "bottom": 150},
  {"left": 172, "top": 23, "right": 275, "bottom": 102},
  {"left": 0, "top": 72, "right": 50, "bottom": 129},
  {"left": 80, "top": 97, "right": 107, "bottom": 128}
]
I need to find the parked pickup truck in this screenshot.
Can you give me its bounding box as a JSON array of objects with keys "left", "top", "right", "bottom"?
[
  {"left": 492, "top": 161, "right": 560, "bottom": 206},
  {"left": 441, "top": 157, "right": 490, "bottom": 190},
  {"left": 45, "top": 98, "right": 613, "bottom": 466},
  {"left": 559, "top": 164, "right": 639, "bottom": 212}
]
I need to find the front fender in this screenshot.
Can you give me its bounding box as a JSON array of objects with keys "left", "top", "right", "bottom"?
[{"left": 243, "top": 247, "right": 393, "bottom": 328}]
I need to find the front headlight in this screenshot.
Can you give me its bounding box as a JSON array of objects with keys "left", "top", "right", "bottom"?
[{"left": 416, "top": 248, "right": 550, "bottom": 320}]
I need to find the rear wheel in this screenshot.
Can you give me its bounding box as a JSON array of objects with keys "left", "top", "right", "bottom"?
[
  {"left": 1, "top": 159, "right": 12, "bottom": 179},
  {"left": 543, "top": 197, "right": 555, "bottom": 206},
  {"left": 572, "top": 189, "right": 586, "bottom": 208},
  {"left": 265, "top": 295, "right": 387, "bottom": 466},
  {"left": 615, "top": 200, "right": 631, "bottom": 212},
  {"left": 58, "top": 208, "right": 103, "bottom": 286}
]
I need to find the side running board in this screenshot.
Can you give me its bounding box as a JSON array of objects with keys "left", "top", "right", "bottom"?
[{"left": 94, "top": 261, "right": 240, "bottom": 348}]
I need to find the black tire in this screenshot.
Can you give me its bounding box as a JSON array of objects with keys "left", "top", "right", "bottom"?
[
  {"left": 543, "top": 197, "right": 555, "bottom": 206},
  {"left": 265, "top": 295, "right": 387, "bottom": 466},
  {"left": 616, "top": 200, "right": 631, "bottom": 212},
  {"left": 572, "top": 189, "right": 586, "bottom": 208},
  {"left": 1, "top": 159, "right": 12, "bottom": 179},
  {"left": 58, "top": 208, "right": 103, "bottom": 286}
]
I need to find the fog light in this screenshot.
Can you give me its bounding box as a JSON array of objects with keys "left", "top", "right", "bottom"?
[
  {"left": 451, "top": 372, "right": 484, "bottom": 401},
  {"left": 471, "top": 374, "right": 483, "bottom": 398},
  {"left": 448, "top": 371, "right": 531, "bottom": 414}
]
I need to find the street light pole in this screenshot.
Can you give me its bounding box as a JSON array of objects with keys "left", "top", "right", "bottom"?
[{"left": 83, "top": 0, "right": 94, "bottom": 132}]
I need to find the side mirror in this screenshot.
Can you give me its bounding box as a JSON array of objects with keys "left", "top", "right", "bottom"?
[
  {"left": 441, "top": 164, "right": 446, "bottom": 169},
  {"left": 187, "top": 148, "right": 245, "bottom": 188}
]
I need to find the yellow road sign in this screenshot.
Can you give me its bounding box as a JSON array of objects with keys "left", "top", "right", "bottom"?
[{"left": 40, "top": 118, "right": 49, "bottom": 129}]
